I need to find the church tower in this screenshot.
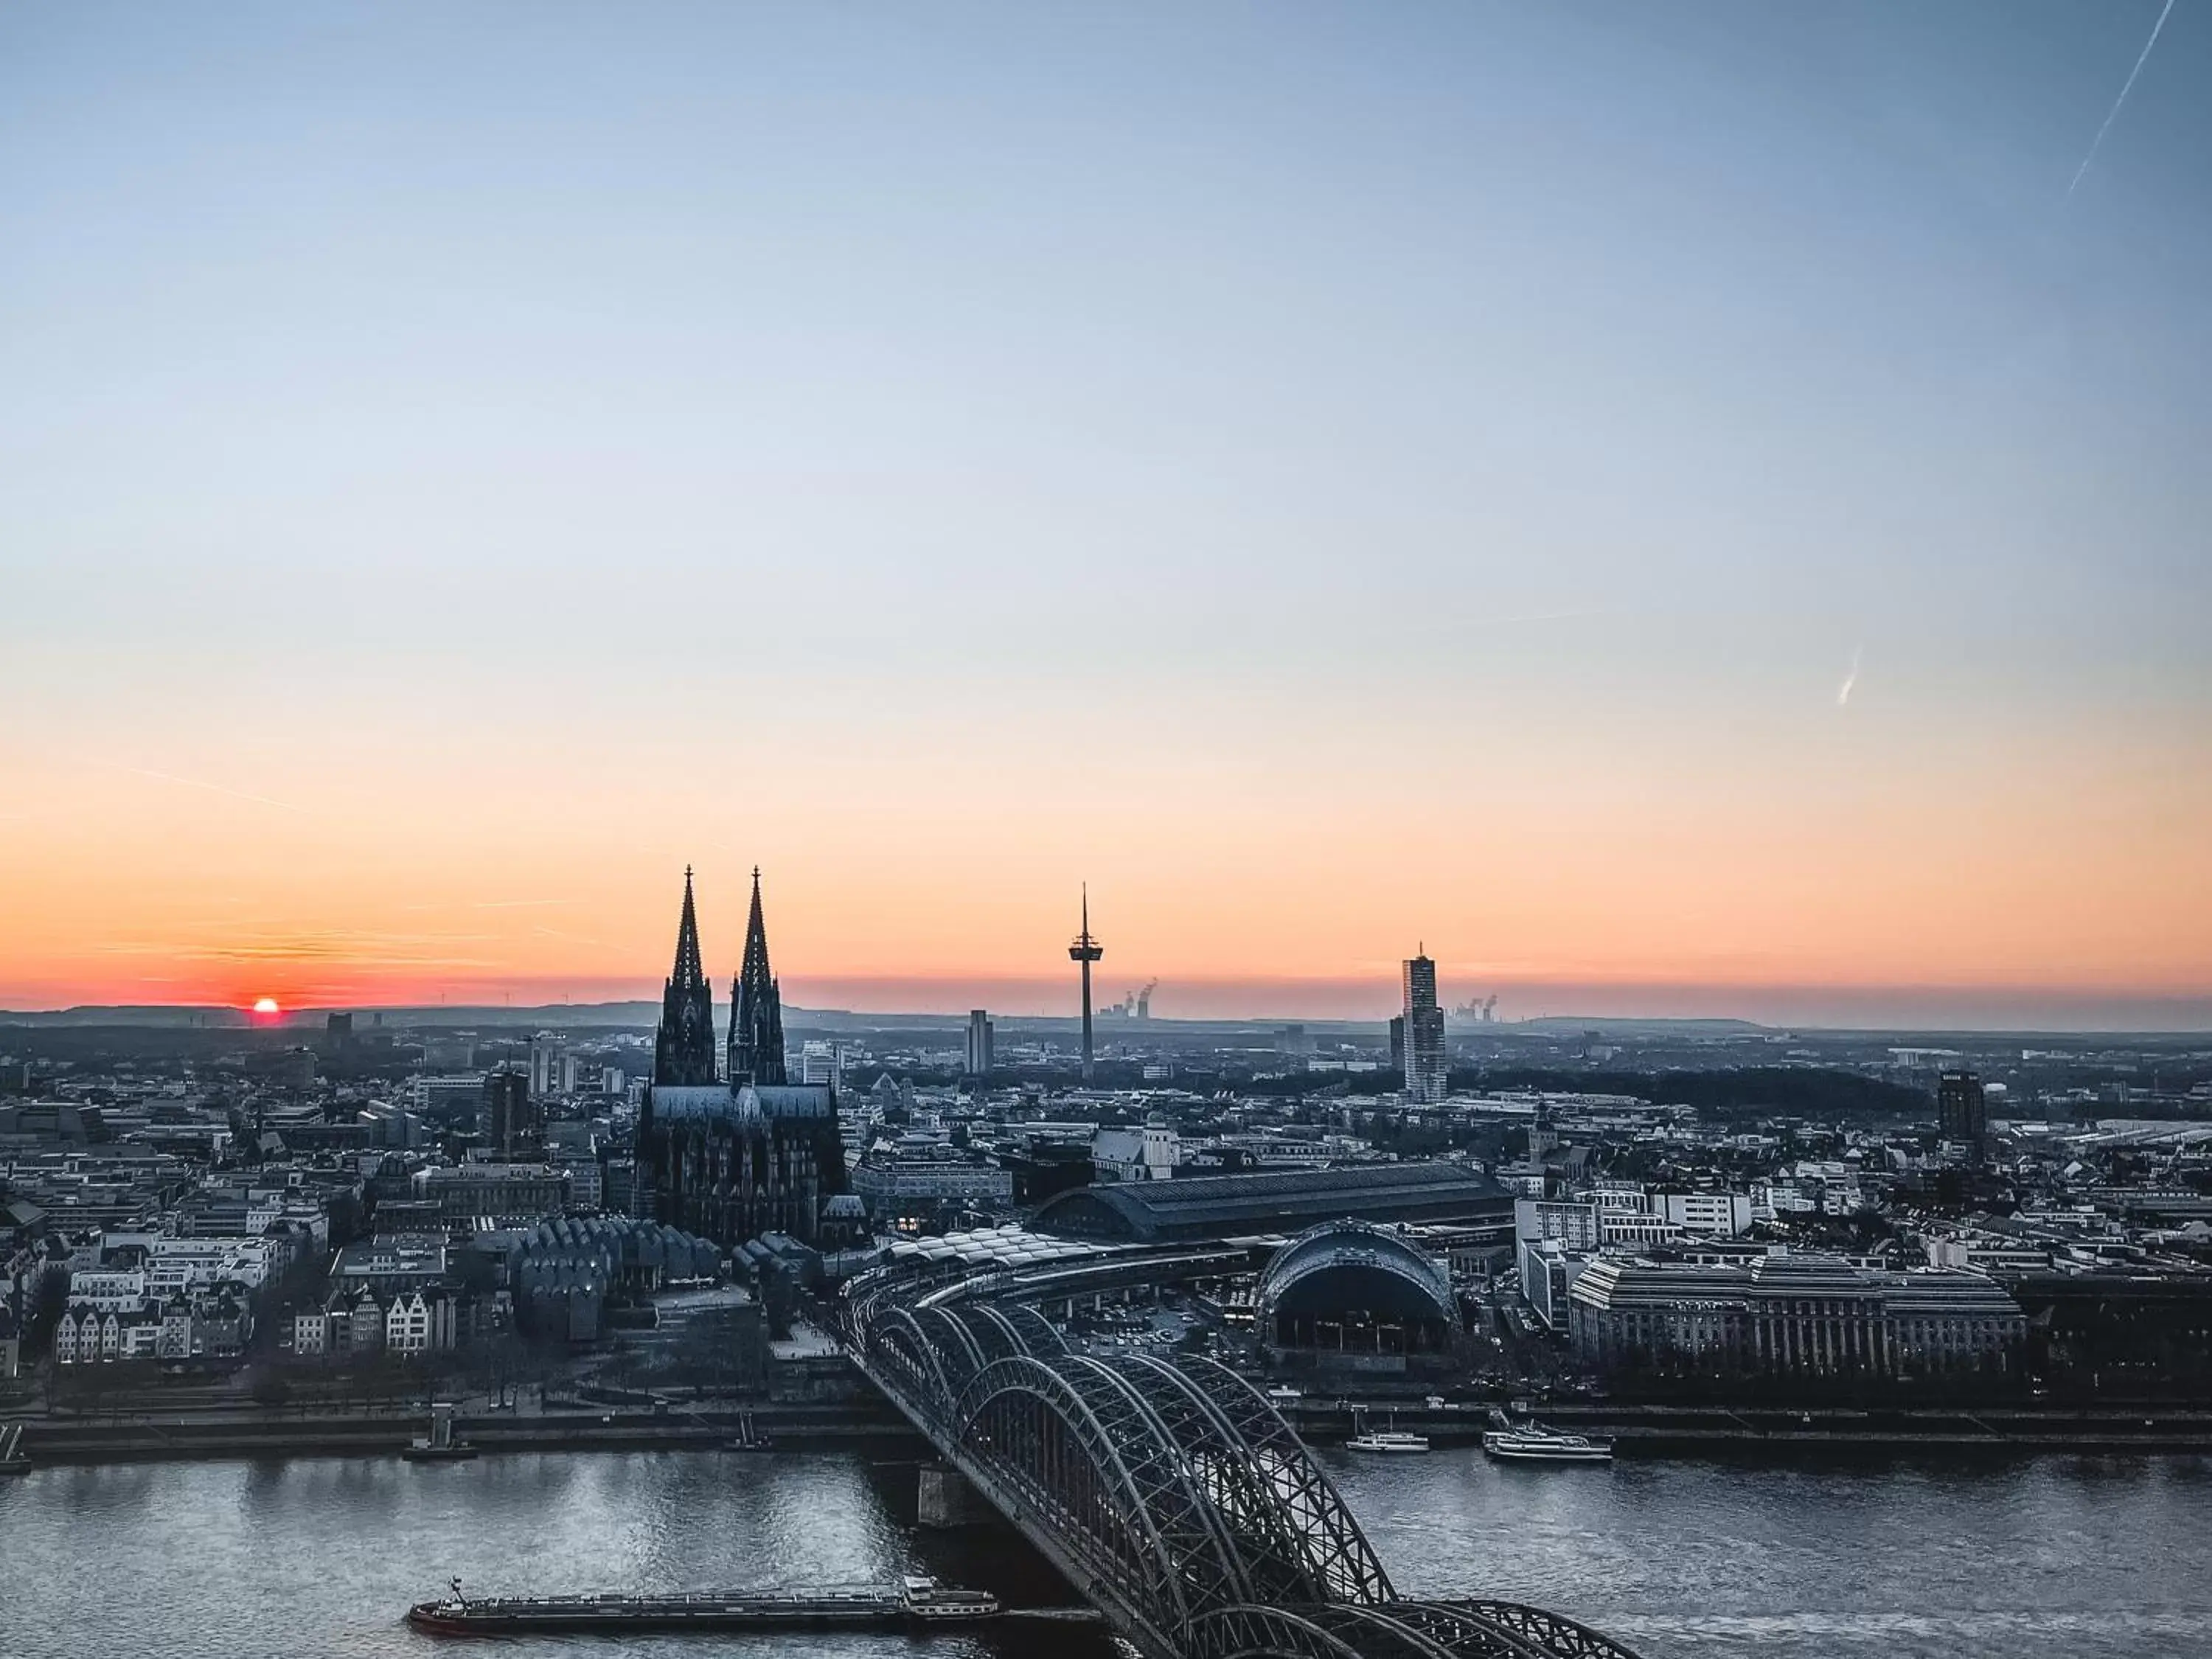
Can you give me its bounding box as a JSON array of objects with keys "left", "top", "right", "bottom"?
[
  {"left": 638, "top": 863, "right": 844, "bottom": 1246},
  {"left": 728, "top": 867, "right": 788, "bottom": 1085},
  {"left": 652, "top": 866, "right": 719, "bottom": 1087}
]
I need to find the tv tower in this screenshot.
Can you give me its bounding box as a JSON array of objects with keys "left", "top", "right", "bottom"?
[{"left": 1068, "top": 884, "right": 1104, "bottom": 1085}]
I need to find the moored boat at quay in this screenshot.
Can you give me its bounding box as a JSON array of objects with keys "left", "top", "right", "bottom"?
[
  {"left": 1481, "top": 1411, "right": 1614, "bottom": 1463},
  {"left": 405, "top": 1576, "right": 1001, "bottom": 1635},
  {"left": 401, "top": 1403, "right": 479, "bottom": 1463},
  {"left": 1345, "top": 1406, "right": 1430, "bottom": 1453}
]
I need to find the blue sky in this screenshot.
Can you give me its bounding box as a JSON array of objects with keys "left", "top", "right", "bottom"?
[{"left": 3, "top": 2, "right": 2207, "bottom": 1023}]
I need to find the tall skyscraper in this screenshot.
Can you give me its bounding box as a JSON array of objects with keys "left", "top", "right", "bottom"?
[
  {"left": 1402, "top": 947, "right": 1447, "bottom": 1104},
  {"left": 965, "top": 1009, "right": 995, "bottom": 1077},
  {"left": 528, "top": 1031, "right": 571, "bottom": 1101},
  {"left": 1068, "top": 886, "right": 1104, "bottom": 1085},
  {"left": 1938, "top": 1070, "right": 1988, "bottom": 1154},
  {"left": 727, "top": 866, "right": 788, "bottom": 1086},
  {"left": 482, "top": 1067, "right": 537, "bottom": 1158}
]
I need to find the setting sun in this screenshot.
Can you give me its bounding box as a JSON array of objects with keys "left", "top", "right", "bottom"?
[{"left": 252, "top": 997, "right": 279, "bottom": 1015}]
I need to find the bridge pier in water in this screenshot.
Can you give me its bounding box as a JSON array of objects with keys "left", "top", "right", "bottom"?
[{"left": 917, "top": 1461, "right": 991, "bottom": 1528}]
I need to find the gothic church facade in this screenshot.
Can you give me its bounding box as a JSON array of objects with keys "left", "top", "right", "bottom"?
[{"left": 637, "top": 869, "right": 847, "bottom": 1248}]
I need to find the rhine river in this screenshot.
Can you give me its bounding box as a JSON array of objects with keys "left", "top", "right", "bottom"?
[{"left": 4, "top": 1447, "right": 2209, "bottom": 1659}]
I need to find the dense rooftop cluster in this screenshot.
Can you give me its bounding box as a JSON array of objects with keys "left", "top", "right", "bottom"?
[{"left": 4, "top": 1006, "right": 2208, "bottom": 1405}]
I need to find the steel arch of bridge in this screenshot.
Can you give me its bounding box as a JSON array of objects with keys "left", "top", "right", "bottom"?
[
  {"left": 955, "top": 1352, "right": 1233, "bottom": 1631},
  {"left": 1097, "top": 1351, "right": 1395, "bottom": 1608},
  {"left": 846, "top": 1263, "right": 1644, "bottom": 1659},
  {"left": 1189, "top": 1599, "right": 1649, "bottom": 1659}
]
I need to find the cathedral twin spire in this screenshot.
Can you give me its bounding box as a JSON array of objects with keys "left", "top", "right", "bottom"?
[
  {"left": 652, "top": 866, "right": 718, "bottom": 1088},
  {"left": 649, "top": 864, "right": 786, "bottom": 1089},
  {"left": 729, "top": 866, "right": 788, "bottom": 1086},
  {"left": 670, "top": 865, "right": 708, "bottom": 992}
]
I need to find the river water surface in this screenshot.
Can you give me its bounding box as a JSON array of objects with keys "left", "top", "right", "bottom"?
[{"left": 4, "top": 1447, "right": 2208, "bottom": 1659}]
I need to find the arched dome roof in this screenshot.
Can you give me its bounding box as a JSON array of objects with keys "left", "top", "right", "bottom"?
[{"left": 1255, "top": 1220, "right": 1455, "bottom": 1327}]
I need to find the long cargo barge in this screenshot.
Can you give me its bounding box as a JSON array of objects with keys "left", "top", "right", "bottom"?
[{"left": 406, "top": 1576, "right": 1001, "bottom": 1635}]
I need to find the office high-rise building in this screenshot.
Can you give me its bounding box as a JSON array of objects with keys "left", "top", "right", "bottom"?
[
  {"left": 1401, "top": 947, "right": 1447, "bottom": 1105},
  {"left": 799, "top": 1040, "right": 842, "bottom": 1087},
  {"left": 1402, "top": 950, "right": 1437, "bottom": 1013},
  {"left": 965, "top": 1009, "right": 995, "bottom": 1077},
  {"left": 483, "top": 1068, "right": 538, "bottom": 1158},
  {"left": 529, "top": 1032, "right": 571, "bottom": 1101},
  {"left": 1938, "top": 1070, "right": 1988, "bottom": 1152}
]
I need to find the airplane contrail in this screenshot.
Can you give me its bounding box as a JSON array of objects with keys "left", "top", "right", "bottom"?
[
  {"left": 1837, "top": 646, "right": 1863, "bottom": 709},
  {"left": 2066, "top": 0, "right": 2178, "bottom": 201},
  {"left": 110, "top": 765, "right": 310, "bottom": 814}
]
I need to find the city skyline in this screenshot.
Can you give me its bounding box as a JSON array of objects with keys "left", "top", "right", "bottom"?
[
  {"left": 4, "top": 858, "right": 2208, "bottom": 1032},
  {"left": 8, "top": 8, "right": 2211, "bottom": 1656},
  {"left": 5, "top": 3, "right": 2209, "bottom": 1026}
]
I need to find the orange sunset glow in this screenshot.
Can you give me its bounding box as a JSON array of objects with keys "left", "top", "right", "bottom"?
[{"left": 4, "top": 686, "right": 2207, "bottom": 1026}]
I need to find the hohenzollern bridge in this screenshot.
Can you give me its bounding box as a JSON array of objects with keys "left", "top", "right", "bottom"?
[{"left": 841, "top": 1237, "right": 1646, "bottom": 1659}]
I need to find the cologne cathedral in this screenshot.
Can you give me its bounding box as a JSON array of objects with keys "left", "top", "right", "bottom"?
[{"left": 637, "top": 868, "right": 847, "bottom": 1247}]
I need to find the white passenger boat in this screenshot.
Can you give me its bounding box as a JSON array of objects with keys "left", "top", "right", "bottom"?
[
  {"left": 1346, "top": 1430, "right": 1431, "bottom": 1453},
  {"left": 1481, "top": 1418, "right": 1613, "bottom": 1463}
]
